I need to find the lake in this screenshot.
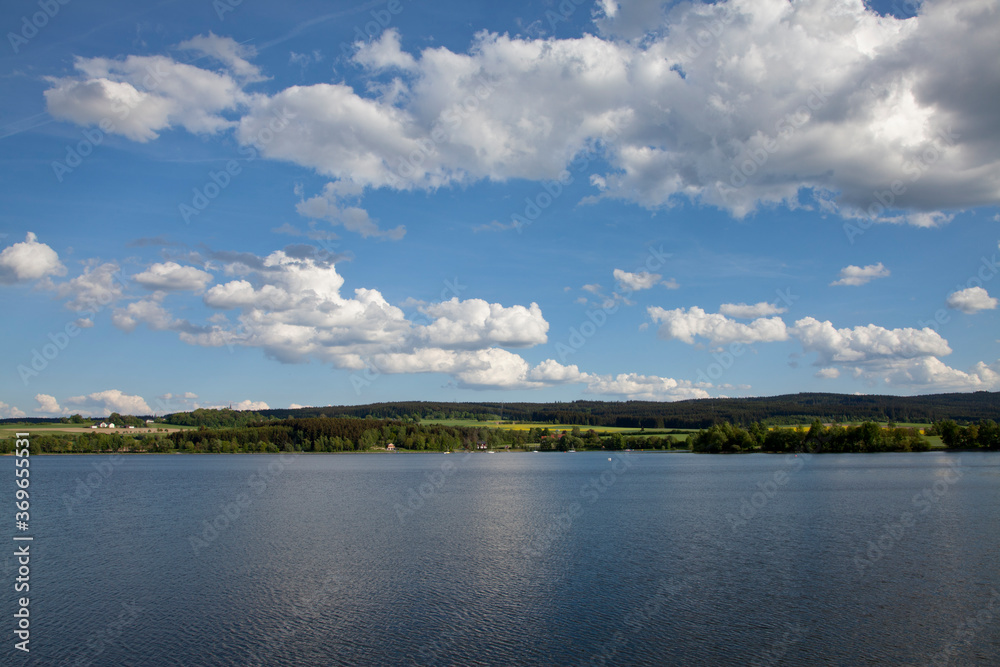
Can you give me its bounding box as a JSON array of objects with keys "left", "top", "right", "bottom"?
[{"left": 6, "top": 451, "right": 999, "bottom": 665}]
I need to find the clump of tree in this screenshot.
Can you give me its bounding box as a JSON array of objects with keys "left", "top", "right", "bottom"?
[
  {"left": 931, "top": 419, "right": 1000, "bottom": 450},
  {"left": 163, "top": 408, "right": 270, "bottom": 428},
  {"left": 690, "top": 419, "right": 930, "bottom": 453}
]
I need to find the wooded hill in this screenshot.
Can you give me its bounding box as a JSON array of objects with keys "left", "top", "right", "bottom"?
[{"left": 242, "top": 391, "right": 999, "bottom": 428}]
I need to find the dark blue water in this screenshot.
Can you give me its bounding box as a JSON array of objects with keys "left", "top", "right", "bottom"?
[{"left": 4, "top": 451, "right": 999, "bottom": 665}]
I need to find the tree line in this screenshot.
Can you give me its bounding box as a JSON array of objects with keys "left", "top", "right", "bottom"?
[
  {"left": 244, "top": 392, "right": 999, "bottom": 428},
  {"left": 690, "top": 419, "right": 1000, "bottom": 453}
]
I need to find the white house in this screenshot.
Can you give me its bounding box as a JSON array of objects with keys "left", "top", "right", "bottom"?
[{"left": 99, "top": 422, "right": 108, "bottom": 428}]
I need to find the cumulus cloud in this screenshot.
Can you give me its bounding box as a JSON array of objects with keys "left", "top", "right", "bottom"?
[
  {"left": 613, "top": 268, "right": 662, "bottom": 291},
  {"left": 946, "top": 286, "right": 997, "bottom": 314},
  {"left": 815, "top": 367, "right": 840, "bottom": 379},
  {"left": 831, "top": 263, "right": 891, "bottom": 286},
  {"left": 41, "top": 1, "right": 1000, "bottom": 222},
  {"left": 352, "top": 29, "right": 417, "bottom": 71},
  {"left": 44, "top": 51, "right": 247, "bottom": 141},
  {"left": 296, "top": 182, "right": 405, "bottom": 240},
  {"left": 648, "top": 306, "right": 788, "bottom": 345},
  {"left": 133, "top": 261, "right": 213, "bottom": 292},
  {"left": 52, "top": 262, "right": 126, "bottom": 312},
  {"left": 879, "top": 357, "right": 1000, "bottom": 392},
  {"left": 719, "top": 301, "right": 787, "bottom": 319},
  {"left": 791, "top": 317, "right": 951, "bottom": 364},
  {"left": 34, "top": 394, "right": 63, "bottom": 415},
  {"left": 584, "top": 372, "right": 710, "bottom": 401},
  {"left": 0, "top": 232, "right": 66, "bottom": 284},
  {"left": 0, "top": 401, "right": 26, "bottom": 419},
  {"left": 112, "top": 299, "right": 187, "bottom": 333},
  {"left": 417, "top": 298, "right": 548, "bottom": 349},
  {"left": 65, "top": 389, "right": 152, "bottom": 415}
]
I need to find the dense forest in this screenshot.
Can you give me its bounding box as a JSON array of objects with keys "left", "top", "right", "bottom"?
[{"left": 243, "top": 392, "right": 1000, "bottom": 428}]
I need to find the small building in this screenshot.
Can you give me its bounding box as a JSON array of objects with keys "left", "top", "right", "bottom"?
[
  {"left": 99, "top": 422, "right": 108, "bottom": 428},
  {"left": 146, "top": 419, "right": 155, "bottom": 424},
  {"left": 108, "top": 423, "right": 115, "bottom": 429},
  {"left": 90, "top": 425, "right": 98, "bottom": 429},
  {"left": 477, "top": 442, "right": 488, "bottom": 450},
  {"left": 386, "top": 443, "right": 396, "bottom": 451}
]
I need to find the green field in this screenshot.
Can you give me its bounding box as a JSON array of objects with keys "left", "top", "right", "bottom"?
[
  {"left": 0, "top": 422, "right": 196, "bottom": 438},
  {"left": 417, "top": 418, "right": 696, "bottom": 436}
]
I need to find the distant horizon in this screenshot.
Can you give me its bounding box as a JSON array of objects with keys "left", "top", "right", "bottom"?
[{"left": 4, "top": 388, "right": 996, "bottom": 421}]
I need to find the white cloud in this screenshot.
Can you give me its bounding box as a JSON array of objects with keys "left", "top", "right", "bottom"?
[
  {"left": 34, "top": 394, "right": 63, "bottom": 415},
  {"left": 879, "top": 357, "right": 1000, "bottom": 392},
  {"left": 648, "top": 306, "right": 788, "bottom": 345},
  {"left": 815, "top": 367, "right": 840, "bottom": 379},
  {"left": 41, "top": 1, "right": 1000, "bottom": 221},
  {"left": 719, "top": 301, "right": 787, "bottom": 319},
  {"left": 831, "top": 263, "right": 890, "bottom": 286},
  {"left": 65, "top": 389, "right": 152, "bottom": 415},
  {"left": 613, "top": 268, "right": 661, "bottom": 291},
  {"left": 177, "top": 32, "right": 265, "bottom": 82},
  {"left": 52, "top": 262, "right": 125, "bottom": 312},
  {"left": 791, "top": 317, "right": 952, "bottom": 364},
  {"left": 0, "top": 401, "right": 26, "bottom": 419},
  {"left": 112, "top": 299, "right": 184, "bottom": 332},
  {"left": 296, "top": 183, "right": 405, "bottom": 240},
  {"left": 946, "top": 286, "right": 997, "bottom": 314},
  {"left": 584, "top": 372, "right": 710, "bottom": 401},
  {"left": 0, "top": 232, "right": 66, "bottom": 284},
  {"left": 417, "top": 298, "right": 548, "bottom": 349},
  {"left": 527, "top": 359, "right": 586, "bottom": 384},
  {"left": 45, "top": 53, "right": 246, "bottom": 141},
  {"left": 134, "top": 262, "right": 213, "bottom": 292},
  {"left": 352, "top": 29, "right": 417, "bottom": 71}
]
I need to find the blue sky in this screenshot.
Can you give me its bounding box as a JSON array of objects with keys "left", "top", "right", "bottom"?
[{"left": 1, "top": 0, "right": 998, "bottom": 417}]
